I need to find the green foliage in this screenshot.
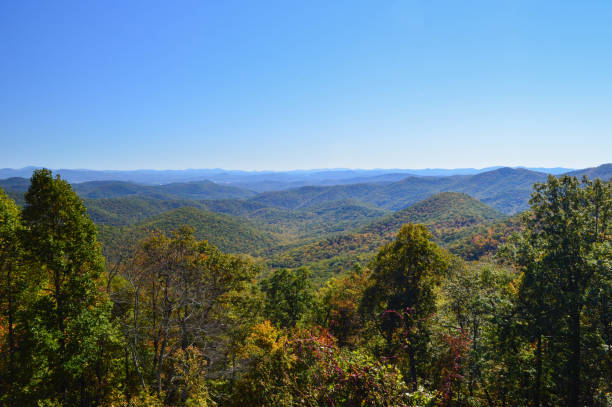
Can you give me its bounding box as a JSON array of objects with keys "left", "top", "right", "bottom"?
[
  {"left": 361, "top": 223, "right": 451, "bottom": 387},
  {"left": 261, "top": 267, "right": 314, "bottom": 328},
  {"left": 231, "top": 322, "right": 417, "bottom": 406},
  {"left": 0, "top": 187, "right": 25, "bottom": 397},
  {"left": 267, "top": 192, "right": 505, "bottom": 283},
  {"left": 98, "top": 206, "right": 282, "bottom": 258},
  {"left": 111, "top": 226, "right": 258, "bottom": 405},
  {"left": 1, "top": 169, "right": 611, "bottom": 406},
  {"left": 438, "top": 262, "right": 519, "bottom": 405},
  {"left": 504, "top": 175, "right": 612, "bottom": 406},
  {"left": 14, "top": 169, "right": 122, "bottom": 405},
  {"left": 314, "top": 265, "right": 370, "bottom": 347},
  {"left": 447, "top": 214, "right": 521, "bottom": 260}
]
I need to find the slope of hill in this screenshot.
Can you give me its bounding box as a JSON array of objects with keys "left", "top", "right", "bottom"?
[
  {"left": 201, "top": 198, "right": 389, "bottom": 239},
  {"left": 446, "top": 168, "right": 548, "bottom": 214},
  {"left": 564, "top": 164, "right": 612, "bottom": 180},
  {"left": 84, "top": 196, "right": 209, "bottom": 226},
  {"left": 75, "top": 180, "right": 256, "bottom": 200},
  {"left": 267, "top": 192, "right": 506, "bottom": 282},
  {"left": 97, "top": 207, "right": 282, "bottom": 257},
  {"left": 446, "top": 214, "right": 522, "bottom": 260},
  {"left": 0, "top": 178, "right": 256, "bottom": 201},
  {"left": 362, "top": 192, "right": 504, "bottom": 243},
  {"left": 0, "top": 177, "right": 29, "bottom": 205}
]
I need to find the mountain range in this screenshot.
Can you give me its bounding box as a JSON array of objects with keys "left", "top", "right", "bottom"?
[
  {"left": 0, "top": 165, "right": 577, "bottom": 190},
  {"left": 2, "top": 165, "right": 610, "bottom": 216},
  {"left": 2, "top": 163, "right": 609, "bottom": 285}
]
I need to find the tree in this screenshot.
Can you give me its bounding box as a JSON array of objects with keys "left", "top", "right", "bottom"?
[
  {"left": 118, "top": 227, "right": 258, "bottom": 404},
  {"left": 440, "top": 262, "right": 518, "bottom": 405},
  {"left": 0, "top": 188, "right": 25, "bottom": 399},
  {"left": 361, "top": 223, "right": 450, "bottom": 389},
  {"left": 261, "top": 267, "right": 313, "bottom": 329},
  {"left": 509, "top": 175, "right": 611, "bottom": 406},
  {"left": 316, "top": 264, "right": 370, "bottom": 348},
  {"left": 19, "top": 169, "right": 121, "bottom": 405}
]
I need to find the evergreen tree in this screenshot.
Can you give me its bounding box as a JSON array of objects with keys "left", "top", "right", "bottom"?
[
  {"left": 19, "top": 169, "right": 120, "bottom": 405},
  {"left": 511, "top": 175, "right": 612, "bottom": 406}
]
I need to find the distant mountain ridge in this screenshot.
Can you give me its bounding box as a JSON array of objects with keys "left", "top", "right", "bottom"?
[
  {"left": 247, "top": 167, "right": 550, "bottom": 214},
  {"left": 0, "top": 179, "right": 256, "bottom": 201},
  {"left": 2, "top": 164, "right": 610, "bottom": 215},
  {"left": 0, "top": 165, "right": 579, "bottom": 190}
]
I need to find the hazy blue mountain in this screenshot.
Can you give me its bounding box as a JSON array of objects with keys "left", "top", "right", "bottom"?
[
  {"left": 564, "top": 163, "right": 612, "bottom": 180},
  {"left": 0, "top": 178, "right": 256, "bottom": 201},
  {"left": 0, "top": 165, "right": 576, "bottom": 191},
  {"left": 3, "top": 165, "right": 608, "bottom": 218},
  {"left": 247, "top": 167, "right": 549, "bottom": 214}
]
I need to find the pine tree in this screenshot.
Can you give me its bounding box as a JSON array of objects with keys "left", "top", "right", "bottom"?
[
  {"left": 512, "top": 175, "right": 612, "bottom": 406},
  {"left": 20, "top": 169, "right": 120, "bottom": 405}
]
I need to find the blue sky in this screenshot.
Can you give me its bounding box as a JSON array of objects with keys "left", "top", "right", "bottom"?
[{"left": 1, "top": 0, "right": 611, "bottom": 170}]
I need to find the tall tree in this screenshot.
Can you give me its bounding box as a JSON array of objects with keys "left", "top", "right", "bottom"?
[
  {"left": 119, "top": 227, "right": 258, "bottom": 404},
  {"left": 511, "top": 175, "right": 611, "bottom": 406},
  {"left": 20, "top": 169, "right": 120, "bottom": 405},
  {"left": 361, "top": 223, "right": 450, "bottom": 389}
]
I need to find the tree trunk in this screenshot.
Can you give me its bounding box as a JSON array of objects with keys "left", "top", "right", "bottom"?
[
  {"left": 55, "top": 270, "right": 68, "bottom": 404},
  {"left": 7, "top": 265, "right": 14, "bottom": 382},
  {"left": 568, "top": 309, "right": 581, "bottom": 407},
  {"left": 535, "top": 333, "right": 542, "bottom": 407},
  {"left": 408, "top": 342, "right": 418, "bottom": 390}
]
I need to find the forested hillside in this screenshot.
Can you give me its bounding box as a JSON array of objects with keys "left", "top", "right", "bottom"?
[
  {"left": 98, "top": 206, "right": 282, "bottom": 257},
  {"left": 1, "top": 169, "right": 610, "bottom": 406},
  {"left": 265, "top": 192, "right": 506, "bottom": 283},
  {"left": 3, "top": 165, "right": 610, "bottom": 219},
  {"left": 0, "top": 178, "right": 256, "bottom": 201}
]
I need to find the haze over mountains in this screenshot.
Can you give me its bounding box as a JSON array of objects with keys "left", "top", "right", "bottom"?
[
  {"left": 1, "top": 165, "right": 610, "bottom": 216},
  {"left": 0, "top": 165, "right": 576, "bottom": 190}
]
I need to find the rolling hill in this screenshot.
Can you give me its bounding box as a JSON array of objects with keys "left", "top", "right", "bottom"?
[
  {"left": 97, "top": 206, "right": 282, "bottom": 259},
  {"left": 565, "top": 163, "right": 612, "bottom": 180},
  {"left": 0, "top": 178, "right": 256, "bottom": 202},
  {"left": 4, "top": 165, "right": 609, "bottom": 218},
  {"left": 266, "top": 192, "right": 507, "bottom": 283},
  {"left": 247, "top": 167, "right": 549, "bottom": 214},
  {"left": 201, "top": 198, "right": 390, "bottom": 238},
  {"left": 361, "top": 192, "right": 504, "bottom": 243},
  {"left": 83, "top": 196, "right": 209, "bottom": 226}
]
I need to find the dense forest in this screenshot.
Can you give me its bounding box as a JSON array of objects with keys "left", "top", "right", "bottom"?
[{"left": 0, "top": 167, "right": 611, "bottom": 406}]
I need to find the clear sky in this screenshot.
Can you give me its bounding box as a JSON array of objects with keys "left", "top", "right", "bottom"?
[{"left": 1, "top": 1, "right": 611, "bottom": 170}]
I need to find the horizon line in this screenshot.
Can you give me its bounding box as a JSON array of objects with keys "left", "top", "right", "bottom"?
[{"left": 3, "top": 164, "right": 606, "bottom": 173}]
